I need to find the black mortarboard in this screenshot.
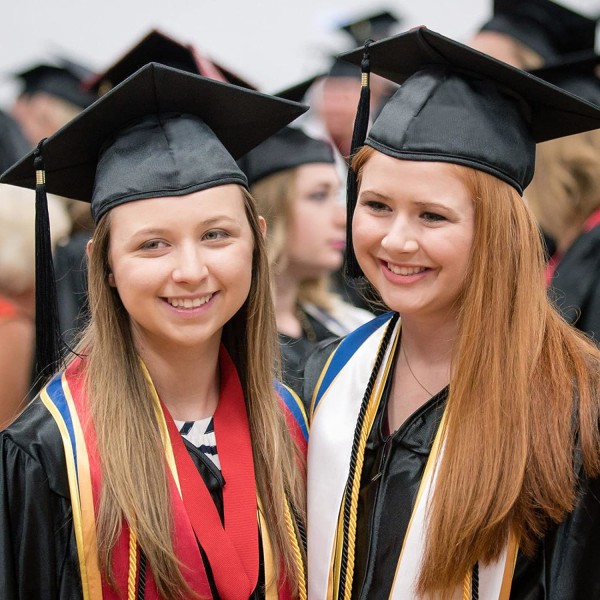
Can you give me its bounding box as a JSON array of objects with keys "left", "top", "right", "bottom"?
[
  {"left": 85, "top": 29, "right": 256, "bottom": 95},
  {"left": 530, "top": 51, "right": 600, "bottom": 105},
  {"left": 338, "top": 10, "right": 401, "bottom": 45},
  {"left": 0, "top": 62, "right": 306, "bottom": 380},
  {"left": 479, "top": 0, "right": 598, "bottom": 61},
  {"left": 328, "top": 58, "right": 361, "bottom": 79},
  {"left": 238, "top": 127, "right": 335, "bottom": 186},
  {"left": 275, "top": 73, "right": 326, "bottom": 103},
  {"left": 327, "top": 10, "right": 401, "bottom": 80},
  {"left": 15, "top": 58, "right": 97, "bottom": 108},
  {"left": 338, "top": 26, "right": 600, "bottom": 275}
]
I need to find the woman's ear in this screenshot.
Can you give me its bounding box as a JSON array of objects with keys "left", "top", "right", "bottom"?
[{"left": 258, "top": 215, "right": 267, "bottom": 240}]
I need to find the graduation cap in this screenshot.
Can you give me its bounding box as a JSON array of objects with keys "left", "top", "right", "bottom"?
[
  {"left": 85, "top": 29, "right": 256, "bottom": 95},
  {"left": 529, "top": 51, "right": 600, "bottom": 106},
  {"left": 327, "top": 11, "right": 402, "bottom": 80},
  {"left": 15, "top": 58, "right": 98, "bottom": 109},
  {"left": 0, "top": 62, "right": 307, "bottom": 381},
  {"left": 338, "top": 26, "right": 600, "bottom": 276},
  {"left": 238, "top": 127, "right": 335, "bottom": 186},
  {"left": 479, "top": 0, "right": 598, "bottom": 61},
  {"left": 338, "top": 10, "right": 401, "bottom": 45},
  {"left": 275, "top": 73, "right": 326, "bottom": 103}
]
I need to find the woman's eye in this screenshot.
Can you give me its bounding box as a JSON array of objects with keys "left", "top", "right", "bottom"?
[
  {"left": 203, "top": 229, "right": 228, "bottom": 241},
  {"left": 308, "top": 190, "right": 329, "bottom": 202},
  {"left": 365, "top": 200, "right": 390, "bottom": 212},
  {"left": 140, "top": 239, "right": 167, "bottom": 250},
  {"left": 421, "top": 211, "right": 446, "bottom": 222}
]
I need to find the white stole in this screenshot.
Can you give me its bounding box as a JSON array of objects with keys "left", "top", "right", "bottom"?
[{"left": 307, "top": 313, "right": 516, "bottom": 599}]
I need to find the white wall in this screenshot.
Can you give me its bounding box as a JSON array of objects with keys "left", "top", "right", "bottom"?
[{"left": 0, "top": 0, "right": 490, "bottom": 106}]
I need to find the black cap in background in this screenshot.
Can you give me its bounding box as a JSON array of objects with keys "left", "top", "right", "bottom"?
[
  {"left": 327, "top": 9, "right": 403, "bottom": 80},
  {"left": 275, "top": 73, "right": 327, "bottom": 103},
  {"left": 1, "top": 63, "right": 307, "bottom": 220},
  {"left": 84, "top": 29, "right": 256, "bottom": 95},
  {"left": 238, "top": 127, "right": 335, "bottom": 186},
  {"left": 338, "top": 10, "right": 401, "bottom": 45},
  {"left": 530, "top": 51, "right": 600, "bottom": 106},
  {"left": 15, "top": 57, "right": 98, "bottom": 108},
  {"left": 479, "top": 0, "right": 598, "bottom": 61}
]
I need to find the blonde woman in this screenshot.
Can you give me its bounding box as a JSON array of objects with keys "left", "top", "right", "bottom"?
[
  {"left": 239, "top": 127, "right": 373, "bottom": 400},
  {"left": 0, "top": 65, "right": 308, "bottom": 599},
  {"left": 306, "top": 29, "right": 600, "bottom": 599}
]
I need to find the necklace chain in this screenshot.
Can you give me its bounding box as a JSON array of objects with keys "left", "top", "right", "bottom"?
[{"left": 401, "top": 343, "right": 434, "bottom": 397}]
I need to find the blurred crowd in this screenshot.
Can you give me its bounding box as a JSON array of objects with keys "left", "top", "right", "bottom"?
[{"left": 0, "top": 0, "right": 599, "bottom": 428}]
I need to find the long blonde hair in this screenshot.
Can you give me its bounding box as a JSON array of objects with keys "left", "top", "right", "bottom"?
[
  {"left": 251, "top": 168, "right": 336, "bottom": 311},
  {"left": 73, "top": 186, "right": 305, "bottom": 598},
  {"left": 353, "top": 146, "right": 600, "bottom": 596},
  {"left": 525, "top": 130, "right": 600, "bottom": 246}
]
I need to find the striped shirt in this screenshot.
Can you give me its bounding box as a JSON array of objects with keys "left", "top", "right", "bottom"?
[{"left": 175, "top": 416, "right": 220, "bottom": 470}]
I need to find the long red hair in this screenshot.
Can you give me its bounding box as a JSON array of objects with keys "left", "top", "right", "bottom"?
[{"left": 353, "top": 146, "right": 600, "bottom": 596}]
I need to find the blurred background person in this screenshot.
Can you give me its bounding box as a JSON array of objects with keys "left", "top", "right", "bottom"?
[
  {"left": 469, "top": 0, "right": 600, "bottom": 343},
  {"left": 276, "top": 11, "right": 403, "bottom": 316},
  {"left": 469, "top": 0, "right": 598, "bottom": 69},
  {"left": 0, "top": 110, "right": 30, "bottom": 174},
  {"left": 525, "top": 53, "right": 600, "bottom": 342},
  {"left": 0, "top": 185, "right": 70, "bottom": 429},
  {"left": 288, "top": 10, "right": 403, "bottom": 163},
  {"left": 10, "top": 57, "right": 98, "bottom": 147},
  {"left": 238, "top": 127, "right": 373, "bottom": 400}
]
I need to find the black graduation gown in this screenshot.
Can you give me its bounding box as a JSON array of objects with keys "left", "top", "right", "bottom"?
[
  {"left": 0, "top": 397, "right": 265, "bottom": 599},
  {"left": 279, "top": 310, "right": 337, "bottom": 404},
  {"left": 550, "top": 224, "right": 600, "bottom": 344},
  {"left": 54, "top": 230, "right": 92, "bottom": 346},
  {"left": 303, "top": 341, "right": 600, "bottom": 600}
]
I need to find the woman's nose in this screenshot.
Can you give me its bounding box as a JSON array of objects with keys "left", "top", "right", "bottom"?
[
  {"left": 171, "top": 245, "right": 209, "bottom": 283},
  {"left": 381, "top": 217, "right": 419, "bottom": 254}
]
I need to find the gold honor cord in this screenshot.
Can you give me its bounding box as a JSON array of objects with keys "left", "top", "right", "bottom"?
[
  {"left": 285, "top": 499, "right": 308, "bottom": 600},
  {"left": 128, "top": 529, "right": 138, "bottom": 600},
  {"left": 334, "top": 318, "right": 399, "bottom": 599}
]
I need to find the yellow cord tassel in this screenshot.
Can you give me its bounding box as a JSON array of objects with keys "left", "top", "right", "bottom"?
[
  {"left": 284, "top": 500, "right": 307, "bottom": 600},
  {"left": 127, "top": 528, "right": 138, "bottom": 600},
  {"left": 462, "top": 569, "right": 472, "bottom": 600},
  {"left": 342, "top": 392, "right": 381, "bottom": 600}
]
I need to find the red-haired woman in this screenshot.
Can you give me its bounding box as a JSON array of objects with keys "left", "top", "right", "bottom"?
[{"left": 306, "top": 28, "right": 600, "bottom": 599}]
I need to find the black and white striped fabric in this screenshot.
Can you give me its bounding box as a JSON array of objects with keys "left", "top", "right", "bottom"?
[{"left": 175, "top": 416, "right": 220, "bottom": 470}]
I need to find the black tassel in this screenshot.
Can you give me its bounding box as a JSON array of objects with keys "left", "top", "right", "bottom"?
[
  {"left": 33, "top": 139, "right": 63, "bottom": 386},
  {"left": 345, "top": 42, "right": 372, "bottom": 279}
]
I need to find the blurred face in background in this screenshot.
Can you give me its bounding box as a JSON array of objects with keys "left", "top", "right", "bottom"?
[
  {"left": 12, "top": 93, "right": 81, "bottom": 146},
  {"left": 285, "top": 163, "right": 344, "bottom": 281},
  {"left": 318, "top": 76, "right": 362, "bottom": 157},
  {"left": 469, "top": 31, "right": 543, "bottom": 69}
]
